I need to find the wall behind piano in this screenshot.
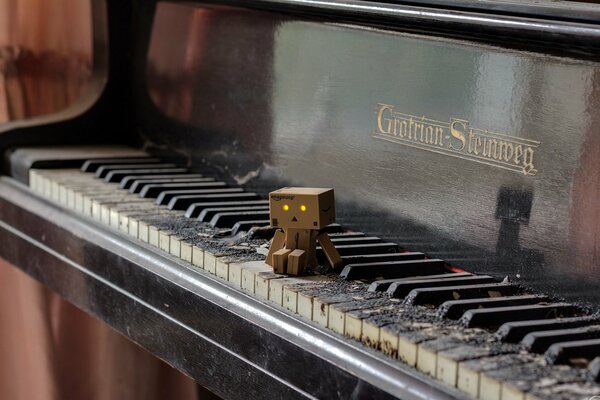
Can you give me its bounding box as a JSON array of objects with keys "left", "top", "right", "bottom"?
[
  {"left": 0, "top": 0, "right": 92, "bottom": 123},
  {"left": 142, "top": 3, "right": 600, "bottom": 307}
]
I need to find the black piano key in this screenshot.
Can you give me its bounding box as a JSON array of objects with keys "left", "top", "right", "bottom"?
[
  {"left": 460, "top": 303, "right": 580, "bottom": 329},
  {"left": 320, "top": 243, "right": 400, "bottom": 260},
  {"left": 169, "top": 192, "right": 260, "bottom": 210},
  {"left": 387, "top": 275, "right": 496, "bottom": 299},
  {"left": 546, "top": 338, "right": 600, "bottom": 365},
  {"left": 340, "top": 258, "right": 445, "bottom": 281},
  {"left": 496, "top": 316, "right": 600, "bottom": 343},
  {"left": 589, "top": 357, "right": 600, "bottom": 382},
  {"left": 198, "top": 205, "right": 270, "bottom": 222},
  {"left": 319, "top": 223, "right": 343, "bottom": 234},
  {"left": 368, "top": 271, "right": 473, "bottom": 292},
  {"left": 184, "top": 200, "right": 269, "bottom": 218},
  {"left": 328, "top": 236, "right": 382, "bottom": 246},
  {"left": 105, "top": 168, "right": 191, "bottom": 183},
  {"left": 404, "top": 283, "right": 519, "bottom": 306},
  {"left": 341, "top": 252, "right": 424, "bottom": 266},
  {"left": 210, "top": 211, "right": 271, "bottom": 228},
  {"left": 438, "top": 295, "right": 548, "bottom": 320},
  {"left": 157, "top": 188, "right": 245, "bottom": 206},
  {"left": 522, "top": 326, "right": 600, "bottom": 354},
  {"left": 81, "top": 157, "right": 162, "bottom": 172},
  {"left": 139, "top": 182, "right": 228, "bottom": 198},
  {"left": 123, "top": 174, "right": 206, "bottom": 190},
  {"left": 95, "top": 163, "right": 178, "bottom": 179},
  {"left": 329, "top": 232, "right": 366, "bottom": 238},
  {"left": 231, "top": 220, "right": 270, "bottom": 235}
]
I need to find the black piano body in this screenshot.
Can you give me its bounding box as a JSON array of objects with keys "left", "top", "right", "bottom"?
[{"left": 1, "top": 0, "right": 599, "bottom": 399}]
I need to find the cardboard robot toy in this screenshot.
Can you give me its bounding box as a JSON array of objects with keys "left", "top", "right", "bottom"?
[{"left": 265, "top": 187, "right": 342, "bottom": 275}]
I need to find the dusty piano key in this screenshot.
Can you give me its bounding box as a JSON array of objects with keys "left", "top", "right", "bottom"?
[
  {"left": 436, "top": 344, "right": 508, "bottom": 388},
  {"left": 296, "top": 284, "right": 339, "bottom": 320},
  {"left": 124, "top": 174, "right": 207, "bottom": 190},
  {"left": 345, "top": 302, "right": 413, "bottom": 344},
  {"left": 341, "top": 252, "right": 425, "bottom": 267},
  {"left": 269, "top": 276, "right": 332, "bottom": 309},
  {"left": 37, "top": 170, "right": 82, "bottom": 197},
  {"left": 545, "top": 338, "right": 600, "bottom": 365},
  {"left": 157, "top": 188, "right": 246, "bottom": 206},
  {"left": 255, "top": 271, "right": 287, "bottom": 299},
  {"left": 81, "top": 157, "right": 162, "bottom": 172},
  {"left": 521, "top": 325, "right": 600, "bottom": 354},
  {"left": 369, "top": 271, "right": 473, "bottom": 292},
  {"left": 484, "top": 362, "right": 586, "bottom": 400},
  {"left": 139, "top": 215, "right": 201, "bottom": 249},
  {"left": 294, "top": 280, "right": 366, "bottom": 321},
  {"left": 439, "top": 295, "right": 549, "bottom": 320},
  {"left": 154, "top": 214, "right": 206, "bottom": 258},
  {"left": 328, "top": 232, "right": 366, "bottom": 238},
  {"left": 105, "top": 168, "right": 190, "bottom": 183},
  {"left": 361, "top": 313, "right": 404, "bottom": 349},
  {"left": 460, "top": 303, "right": 581, "bottom": 329},
  {"left": 93, "top": 196, "right": 150, "bottom": 222},
  {"left": 395, "top": 328, "right": 449, "bottom": 367},
  {"left": 378, "top": 319, "right": 414, "bottom": 359},
  {"left": 56, "top": 177, "right": 104, "bottom": 205},
  {"left": 103, "top": 196, "right": 155, "bottom": 217},
  {"left": 312, "top": 290, "right": 375, "bottom": 328},
  {"left": 224, "top": 260, "right": 267, "bottom": 289},
  {"left": 109, "top": 202, "right": 159, "bottom": 231},
  {"left": 496, "top": 316, "right": 600, "bottom": 343},
  {"left": 281, "top": 280, "right": 339, "bottom": 313},
  {"left": 66, "top": 184, "right": 112, "bottom": 209},
  {"left": 404, "top": 283, "right": 520, "bottom": 306},
  {"left": 327, "top": 297, "right": 391, "bottom": 335},
  {"left": 171, "top": 192, "right": 262, "bottom": 211},
  {"left": 139, "top": 181, "right": 227, "bottom": 198},
  {"left": 95, "top": 163, "right": 179, "bottom": 179},
  {"left": 78, "top": 188, "right": 124, "bottom": 215},
  {"left": 198, "top": 205, "right": 270, "bottom": 222},
  {"left": 387, "top": 275, "right": 496, "bottom": 298},
  {"left": 319, "top": 243, "right": 399, "bottom": 259},
  {"left": 171, "top": 227, "right": 207, "bottom": 261},
  {"left": 231, "top": 220, "right": 270, "bottom": 235},
  {"left": 210, "top": 210, "right": 271, "bottom": 228},
  {"left": 212, "top": 241, "right": 268, "bottom": 281},
  {"left": 341, "top": 258, "right": 445, "bottom": 281},
  {"left": 94, "top": 163, "right": 179, "bottom": 179},
  {"left": 328, "top": 236, "right": 382, "bottom": 245},
  {"left": 392, "top": 323, "right": 482, "bottom": 374},
  {"left": 184, "top": 200, "right": 269, "bottom": 218},
  {"left": 417, "top": 336, "right": 482, "bottom": 377},
  {"left": 127, "top": 210, "right": 181, "bottom": 242},
  {"left": 526, "top": 381, "right": 600, "bottom": 400},
  {"left": 457, "top": 353, "right": 537, "bottom": 398},
  {"left": 40, "top": 169, "right": 86, "bottom": 198},
  {"left": 239, "top": 262, "right": 272, "bottom": 293}
]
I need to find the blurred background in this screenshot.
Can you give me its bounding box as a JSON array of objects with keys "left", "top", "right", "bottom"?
[{"left": 0, "top": 0, "right": 92, "bottom": 124}]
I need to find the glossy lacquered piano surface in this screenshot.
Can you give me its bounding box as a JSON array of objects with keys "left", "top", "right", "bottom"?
[{"left": 132, "top": 2, "right": 600, "bottom": 309}]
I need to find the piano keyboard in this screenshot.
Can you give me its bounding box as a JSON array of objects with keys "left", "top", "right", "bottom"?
[{"left": 27, "top": 152, "right": 600, "bottom": 400}]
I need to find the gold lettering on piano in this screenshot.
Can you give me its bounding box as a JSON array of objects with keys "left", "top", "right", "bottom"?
[{"left": 373, "top": 103, "right": 540, "bottom": 176}]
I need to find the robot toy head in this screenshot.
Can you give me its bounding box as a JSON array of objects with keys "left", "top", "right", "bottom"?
[{"left": 269, "top": 187, "right": 336, "bottom": 230}]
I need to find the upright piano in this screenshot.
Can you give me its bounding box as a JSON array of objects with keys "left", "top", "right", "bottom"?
[{"left": 1, "top": 0, "right": 600, "bottom": 399}]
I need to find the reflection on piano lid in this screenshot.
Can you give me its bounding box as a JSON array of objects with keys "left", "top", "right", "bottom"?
[{"left": 1, "top": 0, "right": 600, "bottom": 399}]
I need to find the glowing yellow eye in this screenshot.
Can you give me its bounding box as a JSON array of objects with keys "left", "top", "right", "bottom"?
[
  {"left": 283, "top": 204, "right": 289, "bottom": 211},
  {"left": 300, "top": 205, "right": 307, "bottom": 212}
]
